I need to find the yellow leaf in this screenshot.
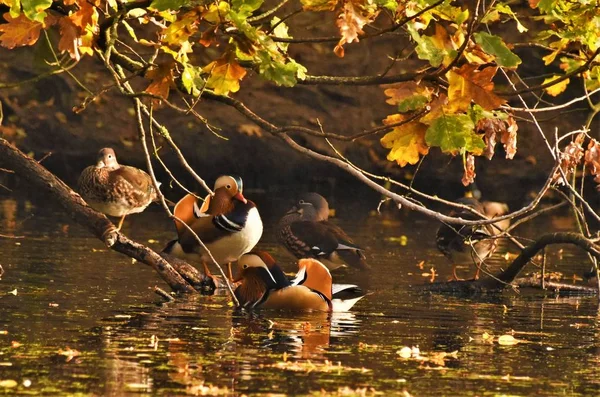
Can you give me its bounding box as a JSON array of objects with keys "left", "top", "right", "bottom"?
[
  {"left": 163, "top": 11, "right": 199, "bottom": 47},
  {"left": 380, "top": 118, "right": 429, "bottom": 167},
  {"left": 543, "top": 75, "right": 570, "bottom": 97},
  {"left": 203, "top": 58, "right": 247, "bottom": 95},
  {"left": 497, "top": 334, "right": 519, "bottom": 345}
]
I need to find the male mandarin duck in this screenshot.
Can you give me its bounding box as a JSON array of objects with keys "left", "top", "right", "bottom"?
[
  {"left": 277, "top": 193, "right": 369, "bottom": 271},
  {"left": 234, "top": 251, "right": 364, "bottom": 312},
  {"left": 436, "top": 197, "right": 500, "bottom": 281},
  {"left": 162, "top": 175, "right": 263, "bottom": 281},
  {"left": 78, "top": 148, "right": 158, "bottom": 230}
]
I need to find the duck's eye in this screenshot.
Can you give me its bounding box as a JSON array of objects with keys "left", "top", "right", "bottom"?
[
  {"left": 299, "top": 199, "right": 305, "bottom": 205},
  {"left": 242, "top": 264, "right": 248, "bottom": 269},
  {"left": 108, "top": 154, "right": 112, "bottom": 158},
  {"left": 226, "top": 184, "right": 232, "bottom": 189}
]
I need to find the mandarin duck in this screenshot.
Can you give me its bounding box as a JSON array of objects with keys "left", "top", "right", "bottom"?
[
  {"left": 234, "top": 251, "right": 364, "bottom": 311},
  {"left": 78, "top": 148, "right": 158, "bottom": 230},
  {"left": 277, "top": 193, "right": 369, "bottom": 271},
  {"left": 482, "top": 201, "right": 510, "bottom": 235},
  {"left": 436, "top": 197, "right": 499, "bottom": 280},
  {"left": 162, "top": 175, "right": 263, "bottom": 281}
]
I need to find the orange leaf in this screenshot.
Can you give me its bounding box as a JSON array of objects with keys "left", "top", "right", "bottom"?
[
  {"left": 334, "top": 1, "right": 369, "bottom": 58},
  {"left": 447, "top": 65, "right": 506, "bottom": 112},
  {"left": 58, "top": 17, "right": 81, "bottom": 60},
  {"left": 69, "top": 0, "right": 99, "bottom": 32},
  {"left": 145, "top": 62, "right": 175, "bottom": 106},
  {"left": 0, "top": 12, "right": 43, "bottom": 49},
  {"left": 500, "top": 116, "right": 518, "bottom": 159},
  {"left": 462, "top": 154, "right": 476, "bottom": 186}
]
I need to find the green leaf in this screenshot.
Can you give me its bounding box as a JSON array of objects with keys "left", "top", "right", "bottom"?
[
  {"left": 373, "top": 0, "right": 398, "bottom": 12},
  {"left": 397, "top": 95, "right": 429, "bottom": 113},
  {"left": 21, "top": 0, "right": 52, "bottom": 23},
  {"left": 232, "top": 0, "right": 264, "bottom": 17},
  {"left": 495, "top": 3, "right": 528, "bottom": 33},
  {"left": 149, "top": 0, "right": 187, "bottom": 12},
  {"left": 408, "top": 26, "right": 445, "bottom": 68},
  {"left": 467, "top": 104, "right": 508, "bottom": 124},
  {"left": 537, "top": 0, "right": 557, "bottom": 13},
  {"left": 257, "top": 51, "right": 307, "bottom": 86},
  {"left": 474, "top": 32, "right": 521, "bottom": 68},
  {"left": 182, "top": 65, "right": 205, "bottom": 96},
  {"left": 425, "top": 114, "right": 485, "bottom": 155},
  {"left": 271, "top": 16, "right": 290, "bottom": 52}
]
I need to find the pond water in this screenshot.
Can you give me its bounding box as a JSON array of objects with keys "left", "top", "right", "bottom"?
[{"left": 1, "top": 194, "right": 599, "bottom": 396}]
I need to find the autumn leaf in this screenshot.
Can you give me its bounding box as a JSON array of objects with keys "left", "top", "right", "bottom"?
[
  {"left": 477, "top": 118, "right": 503, "bottom": 160},
  {"left": 584, "top": 139, "right": 600, "bottom": 190},
  {"left": 163, "top": 11, "right": 199, "bottom": 47},
  {"left": 300, "top": 0, "right": 338, "bottom": 12},
  {"left": 203, "top": 58, "right": 247, "bottom": 95},
  {"left": 446, "top": 65, "right": 506, "bottom": 113},
  {"left": 21, "top": 0, "right": 52, "bottom": 23},
  {"left": 542, "top": 75, "right": 570, "bottom": 97},
  {"left": 425, "top": 114, "right": 485, "bottom": 155},
  {"left": 553, "top": 133, "right": 584, "bottom": 185},
  {"left": 474, "top": 32, "right": 522, "bottom": 68},
  {"left": 420, "top": 93, "right": 448, "bottom": 124},
  {"left": 145, "top": 62, "right": 175, "bottom": 106},
  {"left": 380, "top": 116, "right": 429, "bottom": 167},
  {"left": 408, "top": 25, "right": 445, "bottom": 67},
  {"left": 500, "top": 116, "right": 518, "bottom": 159},
  {"left": 462, "top": 154, "right": 476, "bottom": 186},
  {"left": 584, "top": 139, "right": 600, "bottom": 176},
  {"left": 58, "top": 17, "right": 81, "bottom": 60},
  {"left": 69, "top": 0, "right": 98, "bottom": 32},
  {"left": 0, "top": 12, "right": 43, "bottom": 49},
  {"left": 384, "top": 82, "right": 432, "bottom": 113},
  {"left": 334, "top": 1, "right": 369, "bottom": 58}
]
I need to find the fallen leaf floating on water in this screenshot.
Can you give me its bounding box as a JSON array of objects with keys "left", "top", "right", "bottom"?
[
  {"left": 0, "top": 380, "right": 17, "bottom": 388},
  {"left": 58, "top": 347, "right": 81, "bottom": 362},
  {"left": 397, "top": 346, "right": 457, "bottom": 367},
  {"left": 10, "top": 341, "right": 21, "bottom": 348},
  {"left": 497, "top": 335, "right": 519, "bottom": 345},
  {"left": 272, "top": 359, "right": 370, "bottom": 373},
  {"left": 7, "top": 289, "right": 16, "bottom": 296}
]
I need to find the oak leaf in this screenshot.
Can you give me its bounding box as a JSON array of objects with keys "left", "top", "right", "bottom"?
[
  {"left": 163, "top": 11, "right": 199, "bottom": 47},
  {"left": 300, "top": 0, "right": 338, "bottom": 12},
  {"left": 334, "top": 1, "right": 369, "bottom": 58},
  {"left": 425, "top": 114, "right": 485, "bottom": 155},
  {"left": 462, "top": 154, "right": 476, "bottom": 186},
  {"left": 447, "top": 65, "right": 506, "bottom": 112},
  {"left": 500, "top": 116, "right": 518, "bottom": 159},
  {"left": 0, "top": 12, "right": 43, "bottom": 49},
  {"left": 145, "top": 62, "right": 175, "bottom": 106},
  {"left": 584, "top": 139, "right": 600, "bottom": 191},
  {"left": 58, "top": 17, "right": 80, "bottom": 60},
  {"left": 380, "top": 116, "right": 429, "bottom": 167},
  {"left": 384, "top": 82, "right": 432, "bottom": 113},
  {"left": 203, "top": 58, "right": 247, "bottom": 95},
  {"left": 553, "top": 133, "right": 584, "bottom": 185},
  {"left": 69, "top": 0, "right": 98, "bottom": 32},
  {"left": 542, "top": 75, "right": 570, "bottom": 97}
]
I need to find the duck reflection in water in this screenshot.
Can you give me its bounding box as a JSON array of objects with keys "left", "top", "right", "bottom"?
[{"left": 232, "top": 310, "right": 361, "bottom": 360}]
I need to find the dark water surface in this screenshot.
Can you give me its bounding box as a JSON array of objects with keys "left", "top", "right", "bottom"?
[{"left": 1, "top": 196, "right": 600, "bottom": 396}]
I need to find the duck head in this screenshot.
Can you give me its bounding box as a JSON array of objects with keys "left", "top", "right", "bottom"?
[
  {"left": 234, "top": 252, "right": 280, "bottom": 306},
  {"left": 96, "top": 148, "right": 119, "bottom": 169},
  {"left": 284, "top": 193, "right": 330, "bottom": 222}
]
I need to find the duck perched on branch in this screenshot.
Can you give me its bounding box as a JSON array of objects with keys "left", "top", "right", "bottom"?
[
  {"left": 278, "top": 193, "right": 369, "bottom": 271},
  {"left": 436, "top": 197, "right": 503, "bottom": 281},
  {"left": 162, "top": 175, "right": 263, "bottom": 282},
  {"left": 78, "top": 148, "right": 158, "bottom": 230}
]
